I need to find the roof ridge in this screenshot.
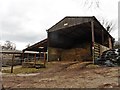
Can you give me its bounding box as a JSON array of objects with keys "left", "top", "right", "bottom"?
[{"left": 65, "top": 16, "right": 94, "bottom": 18}]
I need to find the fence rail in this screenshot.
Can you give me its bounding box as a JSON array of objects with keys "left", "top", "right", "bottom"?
[{"left": 93, "top": 42, "right": 110, "bottom": 60}]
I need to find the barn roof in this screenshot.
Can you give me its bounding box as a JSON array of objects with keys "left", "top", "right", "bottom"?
[
  {"left": 23, "top": 38, "right": 47, "bottom": 52},
  {"left": 47, "top": 16, "right": 113, "bottom": 39},
  {"left": 0, "top": 50, "right": 22, "bottom": 54},
  {"left": 1, "top": 50, "right": 39, "bottom": 54}
]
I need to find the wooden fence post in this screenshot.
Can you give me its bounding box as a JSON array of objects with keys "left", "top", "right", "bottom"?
[
  {"left": 22, "top": 51, "right": 24, "bottom": 63},
  {"left": 11, "top": 54, "right": 15, "bottom": 73},
  {"left": 34, "top": 53, "right": 36, "bottom": 65}
]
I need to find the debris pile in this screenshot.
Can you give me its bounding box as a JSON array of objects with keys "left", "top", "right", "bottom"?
[{"left": 94, "top": 49, "right": 120, "bottom": 67}]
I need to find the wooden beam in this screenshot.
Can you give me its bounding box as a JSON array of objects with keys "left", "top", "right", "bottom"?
[
  {"left": 91, "top": 20, "right": 95, "bottom": 63},
  {"left": 27, "top": 53, "right": 29, "bottom": 62},
  {"left": 47, "top": 49, "right": 48, "bottom": 62},
  {"left": 43, "top": 52, "right": 46, "bottom": 66},
  {"left": 22, "top": 51, "right": 24, "bottom": 63},
  {"left": 47, "top": 31, "right": 49, "bottom": 62},
  {"left": 39, "top": 52, "right": 41, "bottom": 60},
  {"left": 91, "top": 20, "right": 95, "bottom": 43},
  {"left": 11, "top": 54, "right": 15, "bottom": 73},
  {"left": 34, "top": 53, "right": 36, "bottom": 65},
  {"left": 102, "top": 29, "right": 104, "bottom": 45}
]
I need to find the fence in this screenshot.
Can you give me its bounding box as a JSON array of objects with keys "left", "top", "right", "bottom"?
[
  {"left": 94, "top": 42, "right": 110, "bottom": 60},
  {"left": 2, "top": 55, "right": 22, "bottom": 67}
]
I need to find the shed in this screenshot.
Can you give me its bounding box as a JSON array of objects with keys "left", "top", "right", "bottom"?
[{"left": 23, "top": 39, "right": 47, "bottom": 65}]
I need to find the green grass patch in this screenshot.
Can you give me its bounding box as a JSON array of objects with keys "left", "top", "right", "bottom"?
[{"left": 2, "top": 62, "right": 53, "bottom": 74}]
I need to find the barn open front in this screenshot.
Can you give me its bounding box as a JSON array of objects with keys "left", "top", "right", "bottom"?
[
  {"left": 47, "top": 16, "right": 114, "bottom": 62},
  {"left": 48, "top": 23, "right": 92, "bottom": 61}
]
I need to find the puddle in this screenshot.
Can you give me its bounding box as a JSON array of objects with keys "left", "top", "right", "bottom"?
[{"left": 17, "top": 73, "right": 40, "bottom": 76}]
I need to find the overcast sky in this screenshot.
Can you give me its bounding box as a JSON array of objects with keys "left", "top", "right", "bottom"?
[{"left": 0, "top": 0, "right": 119, "bottom": 50}]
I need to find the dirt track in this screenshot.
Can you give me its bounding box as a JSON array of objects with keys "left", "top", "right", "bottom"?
[{"left": 2, "top": 61, "right": 120, "bottom": 88}]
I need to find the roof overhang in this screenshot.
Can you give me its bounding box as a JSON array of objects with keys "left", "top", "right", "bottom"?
[
  {"left": 47, "top": 16, "right": 114, "bottom": 48},
  {"left": 23, "top": 39, "right": 47, "bottom": 52}
]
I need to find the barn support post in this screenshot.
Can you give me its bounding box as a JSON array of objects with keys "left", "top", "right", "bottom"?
[
  {"left": 47, "top": 30, "right": 49, "bottom": 62},
  {"left": 27, "top": 53, "right": 29, "bottom": 62},
  {"left": 22, "top": 51, "right": 25, "bottom": 63},
  {"left": 34, "top": 53, "right": 36, "bottom": 65},
  {"left": 39, "top": 52, "right": 41, "bottom": 60},
  {"left": 43, "top": 52, "right": 46, "bottom": 66},
  {"left": 11, "top": 54, "right": 15, "bottom": 73},
  {"left": 91, "top": 20, "right": 95, "bottom": 63},
  {"left": 102, "top": 29, "right": 104, "bottom": 45},
  {"left": 47, "top": 49, "right": 48, "bottom": 62}
]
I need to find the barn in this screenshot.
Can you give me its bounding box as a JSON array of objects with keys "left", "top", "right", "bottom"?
[
  {"left": 47, "top": 16, "right": 114, "bottom": 62},
  {"left": 23, "top": 16, "right": 114, "bottom": 63}
]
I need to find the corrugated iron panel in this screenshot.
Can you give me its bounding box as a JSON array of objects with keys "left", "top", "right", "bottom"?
[{"left": 48, "top": 16, "right": 93, "bottom": 32}]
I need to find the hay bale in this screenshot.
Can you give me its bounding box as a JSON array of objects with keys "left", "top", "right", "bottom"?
[
  {"left": 48, "top": 47, "right": 62, "bottom": 61},
  {"left": 61, "top": 48, "right": 76, "bottom": 61},
  {"left": 61, "top": 47, "right": 91, "bottom": 61}
]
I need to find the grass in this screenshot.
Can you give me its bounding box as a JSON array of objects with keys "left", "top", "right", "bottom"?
[
  {"left": 2, "top": 61, "right": 53, "bottom": 74},
  {"left": 86, "top": 64, "right": 100, "bottom": 68},
  {"left": 2, "top": 61, "right": 100, "bottom": 74},
  {"left": 2, "top": 67, "right": 42, "bottom": 74}
]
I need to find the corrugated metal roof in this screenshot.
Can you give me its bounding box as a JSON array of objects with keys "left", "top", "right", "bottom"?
[
  {"left": 0, "top": 50, "right": 22, "bottom": 54},
  {"left": 23, "top": 38, "right": 47, "bottom": 52},
  {"left": 47, "top": 16, "right": 113, "bottom": 39},
  {"left": 47, "top": 16, "right": 93, "bottom": 32},
  {"left": 1, "top": 50, "right": 39, "bottom": 54}
]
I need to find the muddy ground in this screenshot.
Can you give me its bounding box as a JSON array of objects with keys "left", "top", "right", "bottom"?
[{"left": 2, "top": 61, "right": 120, "bottom": 88}]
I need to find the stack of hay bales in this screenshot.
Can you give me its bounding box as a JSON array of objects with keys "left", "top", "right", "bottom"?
[
  {"left": 61, "top": 48, "right": 90, "bottom": 61},
  {"left": 61, "top": 49, "right": 76, "bottom": 61},
  {"left": 49, "top": 42, "right": 92, "bottom": 61},
  {"left": 48, "top": 47, "right": 62, "bottom": 61}
]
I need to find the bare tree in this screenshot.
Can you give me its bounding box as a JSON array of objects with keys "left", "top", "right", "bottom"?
[
  {"left": 82, "top": 0, "right": 116, "bottom": 33},
  {"left": 2, "top": 41, "right": 16, "bottom": 50},
  {"left": 26, "top": 44, "right": 30, "bottom": 48},
  {"left": 83, "top": 0, "right": 100, "bottom": 9},
  {"left": 99, "top": 18, "right": 116, "bottom": 33}
]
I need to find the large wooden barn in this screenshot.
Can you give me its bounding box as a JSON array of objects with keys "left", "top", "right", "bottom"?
[{"left": 23, "top": 16, "right": 114, "bottom": 63}]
